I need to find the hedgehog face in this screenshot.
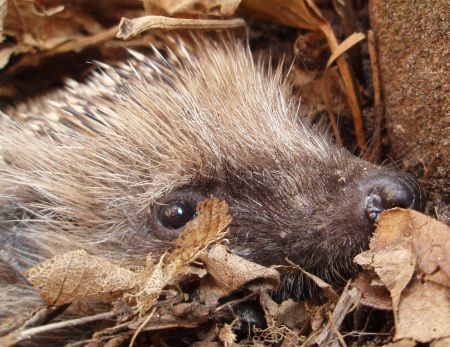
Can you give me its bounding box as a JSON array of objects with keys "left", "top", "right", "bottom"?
[
  {"left": 0, "top": 40, "right": 424, "bottom": 300},
  {"left": 147, "top": 149, "right": 423, "bottom": 298}
]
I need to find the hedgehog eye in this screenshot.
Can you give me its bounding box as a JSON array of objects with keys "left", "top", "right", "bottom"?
[{"left": 158, "top": 201, "right": 196, "bottom": 230}]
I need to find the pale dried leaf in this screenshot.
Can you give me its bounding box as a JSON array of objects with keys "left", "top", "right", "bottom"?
[
  {"left": 240, "top": 0, "right": 319, "bottom": 31},
  {"left": 276, "top": 299, "right": 308, "bottom": 330},
  {"left": 26, "top": 250, "right": 138, "bottom": 306},
  {"left": 197, "top": 245, "right": 280, "bottom": 303},
  {"left": 169, "top": 196, "right": 231, "bottom": 264},
  {"left": 372, "top": 244, "right": 415, "bottom": 311},
  {"left": 117, "top": 16, "right": 245, "bottom": 40},
  {"left": 410, "top": 210, "right": 450, "bottom": 286},
  {"left": 145, "top": 0, "right": 241, "bottom": 16},
  {"left": 136, "top": 197, "right": 231, "bottom": 313},
  {"left": 0, "top": 0, "right": 6, "bottom": 43},
  {"left": 326, "top": 32, "right": 365, "bottom": 68},
  {"left": 354, "top": 209, "right": 417, "bottom": 312},
  {"left": 383, "top": 340, "right": 416, "bottom": 347},
  {"left": 5, "top": 2, "right": 82, "bottom": 49},
  {"left": 354, "top": 209, "right": 450, "bottom": 343},
  {"left": 351, "top": 272, "right": 392, "bottom": 311},
  {"left": 133, "top": 254, "right": 174, "bottom": 313},
  {"left": 396, "top": 281, "right": 450, "bottom": 342},
  {"left": 218, "top": 323, "right": 236, "bottom": 346},
  {"left": 259, "top": 290, "right": 280, "bottom": 327},
  {"left": 431, "top": 337, "right": 450, "bottom": 347},
  {"left": 0, "top": 45, "right": 30, "bottom": 69}
]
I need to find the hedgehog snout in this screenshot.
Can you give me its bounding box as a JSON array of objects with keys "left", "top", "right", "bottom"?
[{"left": 361, "top": 172, "right": 426, "bottom": 222}]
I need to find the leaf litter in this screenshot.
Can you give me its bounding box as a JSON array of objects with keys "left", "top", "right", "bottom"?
[
  {"left": 2, "top": 199, "right": 448, "bottom": 346},
  {"left": 354, "top": 208, "right": 450, "bottom": 343}
]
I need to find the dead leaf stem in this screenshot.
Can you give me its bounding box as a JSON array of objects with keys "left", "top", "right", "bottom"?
[
  {"left": 368, "top": 30, "right": 382, "bottom": 163},
  {"left": 327, "top": 311, "right": 348, "bottom": 347},
  {"left": 117, "top": 16, "right": 246, "bottom": 40},
  {"left": 0, "top": 311, "right": 116, "bottom": 346},
  {"left": 129, "top": 307, "right": 156, "bottom": 347}
]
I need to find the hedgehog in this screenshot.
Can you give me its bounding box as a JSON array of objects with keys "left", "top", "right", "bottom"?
[{"left": 0, "top": 38, "right": 424, "bottom": 321}]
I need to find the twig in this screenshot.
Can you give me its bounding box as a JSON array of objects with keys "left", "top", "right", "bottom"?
[
  {"left": 117, "top": 16, "right": 246, "bottom": 40},
  {"left": 327, "top": 311, "right": 347, "bottom": 347},
  {"left": 216, "top": 292, "right": 257, "bottom": 312},
  {"left": 326, "top": 108, "right": 343, "bottom": 147},
  {"left": 326, "top": 32, "right": 365, "bottom": 69},
  {"left": 368, "top": 30, "right": 383, "bottom": 163},
  {"left": 129, "top": 307, "right": 156, "bottom": 347},
  {"left": 315, "top": 285, "right": 361, "bottom": 346},
  {"left": 0, "top": 305, "right": 68, "bottom": 336},
  {"left": 0, "top": 311, "right": 116, "bottom": 346},
  {"left": 284, "top": 258, "right": 339, "bottom": 304}
]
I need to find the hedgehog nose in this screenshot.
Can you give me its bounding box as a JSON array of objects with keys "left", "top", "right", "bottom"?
[{"left": 362, "top": 173, "right": 425, "bottom": 222}]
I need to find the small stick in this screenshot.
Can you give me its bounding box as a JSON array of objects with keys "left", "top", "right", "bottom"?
[
  {"left": 0, "top": 304, "right": 69, "bottom": 336},
  {"left": 129, "top": 307, "right": 156, "bottom": 347},
  {"left": 327, "top": 311, "right": 348, "bottom": 347},
  {"left": 0, "top": 311, "right": 116, "bottom": 346},
  {"left": 315, "top": 285, "right": 361, "bottom": 346},
  {"left": 368, "top": 30, "right": 382, "bottom": 163},
  {"left": 117, "top": 16, "right": 246, "bottom": 40},
  {"left": 326, "top": 109, "right": 343, "bottom": 147},
  {"left": 284, "top": 258, "right": 339, "bottom": 304}
]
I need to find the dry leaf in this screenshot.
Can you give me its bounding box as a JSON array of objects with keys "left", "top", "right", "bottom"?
[
  {"left": 355, "top": 210, "right": 415, "bottom": 312},
  {"left": 240, "top": 0, "right": 320, "bottom": 31},
  {"left": 259, "top": 290, "right": 280, "bottom": 327},
  {"left": 135, "top": 197, "right": 231, "bottom": 314},
  {"left": 168, "top": 196, "right": 231, "bottom": 264},
  {"left": 26, "top": 196, "right": 231, "bottom": 313},
  {"left": 26, "top": 250, "right": 138, "bottom": 306},
  {"left": 354, "top": 208, "right": 450, "bottom": 343},
  {"left": 396, "top": 281, "right": 450, "bottom": 342},
  {"left": 326, "top": 32, "right": 365, "bottom": 68},
  {"left": 145, "top": 0, "right": 241, "bottom": 16},
  {"left": 218, "top": 323, "right": 236, "bottom": 346},
  {"left": 197, "top": 245, "right": 280, "bottom": 304},
  {"left": 410, "top": 210, "right": 450, "bottom": 286},
  {"left": 0, "top": 45, "right": 30, "bottom": 68},
  {"left": 383, "top": 340, "right": 416, "bottom": 347},
  {"left": 117, "top": 15, "right": 245, "bottom": 40},
  {"left": 351, "top": 272, "right": 392, "bottom": 310},
  {"left": 0, "top": 0, "right": 6, "bottom": 43},
  {"left": 0, "top": 1, "right": 145, "bottom": 73},
  {"left": 259, "top": 291, "right": 309, "bottom": 332}
]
